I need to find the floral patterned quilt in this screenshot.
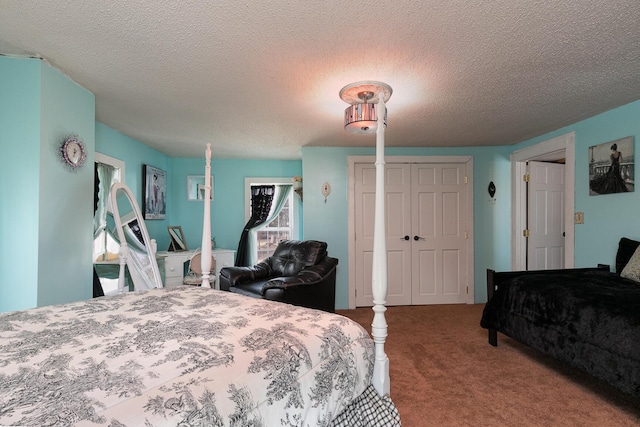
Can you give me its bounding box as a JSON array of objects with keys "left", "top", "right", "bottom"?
[{"left": 0, "top": 287, "right": 400, "bottom": 426}]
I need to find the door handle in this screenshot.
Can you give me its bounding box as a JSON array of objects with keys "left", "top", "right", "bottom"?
[
  {"left": 414, "top": 235, "right": 425, "bottom": 241},
  {"left": 402, "top": 235, "right": 410, "bottom": 241}
]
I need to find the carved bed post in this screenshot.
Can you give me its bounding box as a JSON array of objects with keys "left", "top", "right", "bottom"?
[
  {"left": 200, "top": 144, "right": 213, "bottom": 288},
  {"left": 339, "top": 81, "right": 392, "bottom": 397},
  {"left": 371, "top": 94, "right": 390, "bottom": 397}
]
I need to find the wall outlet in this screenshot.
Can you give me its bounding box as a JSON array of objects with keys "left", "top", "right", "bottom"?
[{"left": 575, "top": 212, "right": 584, "bottom": 224}]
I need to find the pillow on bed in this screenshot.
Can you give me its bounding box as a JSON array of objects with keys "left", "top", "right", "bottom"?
[
  {"left": 621, "top": 246, "right": 640, "bottom": 283},
  {"left": 616, "top": 237, "right": 640, "bottom": 274}
]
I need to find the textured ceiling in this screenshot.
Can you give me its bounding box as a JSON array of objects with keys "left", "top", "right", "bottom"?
[{"left": 1, "top": 1, "right": 640, "bottom": 159}]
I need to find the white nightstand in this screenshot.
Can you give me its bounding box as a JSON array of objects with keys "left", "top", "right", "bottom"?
[{"left": 157, "top": 250, "right": 195, "bottom": 287}]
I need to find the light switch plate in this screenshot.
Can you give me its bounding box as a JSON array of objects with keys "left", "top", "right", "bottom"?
[{"left": 575, "top": 212, "right": 584, "bottom": 224}]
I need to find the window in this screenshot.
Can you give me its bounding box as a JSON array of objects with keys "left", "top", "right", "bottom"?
[
  {"left": 255, "top": 193, "right": 293, "bottom": 263},
  {"left": 245, "top": 178, "right": 299, "bottom": 264},
  {"left": 93, "top": 154, "right": 124, "bottom": 262}
]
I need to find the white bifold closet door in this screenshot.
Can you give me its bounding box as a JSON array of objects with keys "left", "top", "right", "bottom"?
[{"left": 354, "top": 162, "right": 470, "bottom": 306}]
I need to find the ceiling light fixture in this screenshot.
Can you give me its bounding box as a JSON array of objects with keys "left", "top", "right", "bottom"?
[
  {"left": 340, "top": 80, "right": 392, "bottom": 397},
  {"left": 339, "top": 81, "right": 392, "bottom": 133}
]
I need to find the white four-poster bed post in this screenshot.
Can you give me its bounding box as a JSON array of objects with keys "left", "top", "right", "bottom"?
[
  {"left": 340, "top": 81, "right": 392, "bottom": 397},
  {"left": 371, "top": 94, "right": 390, "bottom": 397},
  {"left": 200, "top": 143, "right": 213, "bottom": 288}
]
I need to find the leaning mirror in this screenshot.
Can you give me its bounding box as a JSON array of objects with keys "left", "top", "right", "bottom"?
[
  {"left": 110, "top": 182, "right": 163, "bottom": 291},
  {"left": 168, "top": 226, "right": 188, "bottom": 251},
  {"left": 187, "top": 175, "right": 214, "bottom": 201}
]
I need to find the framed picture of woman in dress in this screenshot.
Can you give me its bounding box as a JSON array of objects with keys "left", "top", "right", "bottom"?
[
  {"left": 589, "top": 136, "right": 634, "bottom": 196},
  {"left": 142, "top": 165, "right": 167, "bottom": 219}
]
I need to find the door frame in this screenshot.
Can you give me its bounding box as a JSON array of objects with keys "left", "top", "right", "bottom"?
[
  {"left": 511, "top": 132, "right": 575, "bottom": 271},
  {"left": 347, "top": 155, "right": 474, "bottom": 309}
]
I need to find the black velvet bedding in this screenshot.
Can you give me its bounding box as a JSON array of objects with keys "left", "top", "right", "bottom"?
[{"left": 481, "top": 269, "right": 640, "bottom": 397}]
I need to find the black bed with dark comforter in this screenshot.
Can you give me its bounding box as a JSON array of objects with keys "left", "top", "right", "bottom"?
[{"left": 481, "top": 264, "right": 640, "bottom": 397}]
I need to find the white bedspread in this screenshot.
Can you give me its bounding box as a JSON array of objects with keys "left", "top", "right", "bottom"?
[{"left": 0, "top": 287, "right": 379, "bottom": 426}]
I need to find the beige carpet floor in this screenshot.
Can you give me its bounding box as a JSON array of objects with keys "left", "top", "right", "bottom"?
[{"left": 338, "top": 304, "right": 640, "bottom": 426}]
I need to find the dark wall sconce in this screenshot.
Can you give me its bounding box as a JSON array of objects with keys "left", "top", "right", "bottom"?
[{"left": 488, "top": 181, "right": 496, "bottom": 198}]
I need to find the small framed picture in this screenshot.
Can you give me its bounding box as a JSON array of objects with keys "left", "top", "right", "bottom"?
[
  {"left": 167, "top": 226, "right": 188, "bottom": 251},
  {"left": 588, "top": 136, "right": 634, "bottom": 196},
  {"left": 142, "top": 165, "right": 167, "bottom": 219},
  {"left": 187, "top": 175, "right": 214, "bottom": 201}
]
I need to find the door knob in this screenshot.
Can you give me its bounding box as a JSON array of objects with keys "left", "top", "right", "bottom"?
[
  {"left": 414, "top": 235, "right": 424, "bottom": 241},
  {"left": 402, "top": 235, "right": 410, "bottom": 240}
]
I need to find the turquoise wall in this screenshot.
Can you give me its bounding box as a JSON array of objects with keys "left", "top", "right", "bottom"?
[
  {"left": 95, "top": 123, "right": 172, "bottom": 249},
  {"left": 515, "top": 100, "right": 640, "bottom": 270},
  {"left": 303, "top": 101, "right": 639, "bottom": 309},
  {"left": 3, "top": 55, "right": 638, "bottom": 313},
  {"left": 301, "top": 145, "right": 513, "bottom": 309},
  {"left": 0, "top": 57, "right": 95, "bottom": 312},
  {"left": 95, "top": 130, "right": 302, "bottom": 257},
  {"left": 38, "top": 60, "right": 95, "bottom": 307},
  {"left": 170, "top": 157, "right": 302, "bottom": 254},
  {"left": 0, "top": 57, "right": 41, "bottom": 311}
]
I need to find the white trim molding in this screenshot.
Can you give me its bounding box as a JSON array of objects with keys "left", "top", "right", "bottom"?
[{"left": 511, "top": 132, "right": 575, "bottom": 271}]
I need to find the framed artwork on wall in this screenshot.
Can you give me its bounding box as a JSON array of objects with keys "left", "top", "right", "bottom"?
[
  {"left": 142, "top": 165, "right": 166, "bottom": 219},
  {"left": 589, "top": 136, "right": 634, "bottom": 196}
]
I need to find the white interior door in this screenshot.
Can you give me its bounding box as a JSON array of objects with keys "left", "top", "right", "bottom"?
[
  {"left": 354, "top": 163, "right": 412, "bottom": 306},
  {"left": 354, "top": 161, "right": 470, "bottom": 306},
  {"left": 411, "top": 163, "right": 469, "bottom": 304},
  {"left": 511, "top": 133, "right": 575, "bottom": 272},
  {"left": 527, "top": 161, "right": 565, "bottom": 270}
]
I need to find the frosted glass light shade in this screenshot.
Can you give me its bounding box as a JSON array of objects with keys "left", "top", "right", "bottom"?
[{"left": 344, "top": 103, "right": 387, "bottom": 134}]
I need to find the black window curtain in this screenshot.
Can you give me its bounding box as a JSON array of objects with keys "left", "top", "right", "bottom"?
[
  {"left": 235, "top": 185, "right": 275, "bottom": 266},
  {"left": 93, "top": 163, "right": 104, "bottom": 298}
]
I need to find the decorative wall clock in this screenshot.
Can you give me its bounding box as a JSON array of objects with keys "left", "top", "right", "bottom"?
[{"left": 60, "top": 135, "right": 86, "bottom": 171}]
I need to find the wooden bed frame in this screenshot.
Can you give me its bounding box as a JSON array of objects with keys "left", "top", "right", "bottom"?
[
  {"left": 115, "top": 138, "right": 391, "bottom": 399},
  {"left": 198, "top": 138, "right": 392, "bottom": 397},
  {"left": 2, "top": 139, "right": 399, "bottom": 424},
  {"left": 115, "top": 104, "right": 392, "bottom": 399}
]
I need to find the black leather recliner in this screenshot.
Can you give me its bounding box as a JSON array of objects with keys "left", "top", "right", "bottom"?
[{"left": 219, "top": 240, "right": 338, "bottom": 312}]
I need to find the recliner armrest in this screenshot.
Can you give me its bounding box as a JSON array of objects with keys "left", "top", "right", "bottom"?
[
  {"left": 263, "top": 257, "right": 338, "bottom": 291},
  {"left": 220, "top": 263, "right": 272, "bottom": 289}
]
